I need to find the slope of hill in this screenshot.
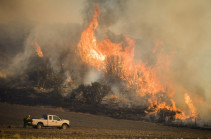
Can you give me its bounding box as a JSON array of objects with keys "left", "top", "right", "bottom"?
[{"left": 0, "top": 103, "right": 210, "bottom": 138}]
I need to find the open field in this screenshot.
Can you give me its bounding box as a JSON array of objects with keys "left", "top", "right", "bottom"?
[{"left": 0, "top": 103, "right": 211, "bottom": 138}]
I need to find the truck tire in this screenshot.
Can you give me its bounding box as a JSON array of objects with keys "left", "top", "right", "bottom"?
[
  {"left": 61, "top": 124, "right": 68, "bottom": 130},
  {"left": 37, "top": 123, "right": 43, "bottom": 129}
]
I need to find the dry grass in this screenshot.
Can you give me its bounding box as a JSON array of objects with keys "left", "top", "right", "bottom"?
[{"left": 1, "top": 128, "right": 211, "bottom": 138}]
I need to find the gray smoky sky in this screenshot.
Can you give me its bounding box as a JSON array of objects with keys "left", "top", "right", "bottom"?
[{"left": 0, "top": 0, "right": 211, "bottom": 121}]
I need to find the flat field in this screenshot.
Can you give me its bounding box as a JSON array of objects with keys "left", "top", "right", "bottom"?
[{"left": 0, "top": 103, "right": 210, "bottom": 138}]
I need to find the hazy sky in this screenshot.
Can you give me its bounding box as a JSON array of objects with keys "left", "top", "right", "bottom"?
[{"left": 0, "top": 0, "right": 85, "bottom": 24}]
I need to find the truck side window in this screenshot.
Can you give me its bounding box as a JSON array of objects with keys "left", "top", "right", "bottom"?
[
  {"left": 49, "top": 116, "right": 52, "bottom": 120},
  {"left": 53, "top": 116, "right": 60, "bottom": 121}
]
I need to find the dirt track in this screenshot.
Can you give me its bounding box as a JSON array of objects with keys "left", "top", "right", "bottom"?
[{"left": 0, "top": 103, "right": 211, "bottom": 138}]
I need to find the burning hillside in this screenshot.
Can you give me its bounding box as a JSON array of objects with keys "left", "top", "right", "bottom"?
[{"left": 77, "top": 5, "right": 199, "bottom": 122}]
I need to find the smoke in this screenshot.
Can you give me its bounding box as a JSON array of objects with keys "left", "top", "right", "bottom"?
[
  {"left": 0, "top": 0, "right": 211, "bottom": 122},
  {"left": 83, "top": 69, "right": 102, "bottom": 85},
  {"left": 112, "top": 0, "right": 211, "bottom": 122},
  {"left": 82, "top": 0, "right": 128, "bottom": 29},
  {"left": 0, "top": 0, "right": 84, "bottom": 83}
]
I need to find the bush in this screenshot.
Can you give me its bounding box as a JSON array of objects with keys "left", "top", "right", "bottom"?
[{"left": 70, "top": 82, "right": 111, "bottom": 105}]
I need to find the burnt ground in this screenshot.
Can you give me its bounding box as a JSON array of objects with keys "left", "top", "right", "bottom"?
[{"left": 0, "top": 103, "right": 211, "bottom": 138}]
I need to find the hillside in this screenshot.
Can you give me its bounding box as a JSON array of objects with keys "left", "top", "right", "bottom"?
[{"left": 0, "top": 103, "right": 210, "bottom": 138}]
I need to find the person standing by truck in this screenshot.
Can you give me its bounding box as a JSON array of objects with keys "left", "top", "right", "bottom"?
[{"left": 23, "top": 115, "right": 32, "bottom": 128}]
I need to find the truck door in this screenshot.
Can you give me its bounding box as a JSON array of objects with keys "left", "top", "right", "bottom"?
[
  {"left": 53, "top": 115, "right": 62, "bottom": 126},
  {"left": 48, "top": 115, "right": 57, "bottom": 126}
]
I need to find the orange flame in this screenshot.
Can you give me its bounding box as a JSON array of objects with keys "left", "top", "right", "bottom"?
[
  {"left": 184, "top": 93, "right": 197, "bottom": 118},
  {"left": 77, "top": 5, "right": 198, "bottom": 121},
  {"left": 77, "top": 6, "right": 165, "bottom": 97},
  {"left": 77, "top": 5, "right": 104, "bottom": 70},
  {"left": 31, "top": 41, "right": 44, "bottom": 58}
]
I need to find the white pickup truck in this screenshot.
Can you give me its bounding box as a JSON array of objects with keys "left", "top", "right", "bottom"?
[{"left": 31, "top": 115, "right": 70, "bottom": 129}]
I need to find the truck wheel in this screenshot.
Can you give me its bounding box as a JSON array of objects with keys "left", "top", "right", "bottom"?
[
  {"left": 37, "top": 123, "right": 43, "bottom": 129},
  {"left": 61, "top": 124, "right": 67, "bottom": 130}
]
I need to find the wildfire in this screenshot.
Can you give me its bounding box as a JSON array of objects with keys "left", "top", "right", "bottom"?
[
  {"left": 31, "top": 41, "right": 44, "bottom": 58},
  {"left": 184, "top": 93, "right": 197, "bottom": 118},
  {"left": 77, "top": 5, "right": 104, "bottom": 70},
  {"left": 77, "top": 5, "right": 198, "bottom": 121}
]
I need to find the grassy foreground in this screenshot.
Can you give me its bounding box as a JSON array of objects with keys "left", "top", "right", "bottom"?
[{"left": 1, "top": 127, "right": 211, "bottom": 139}]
